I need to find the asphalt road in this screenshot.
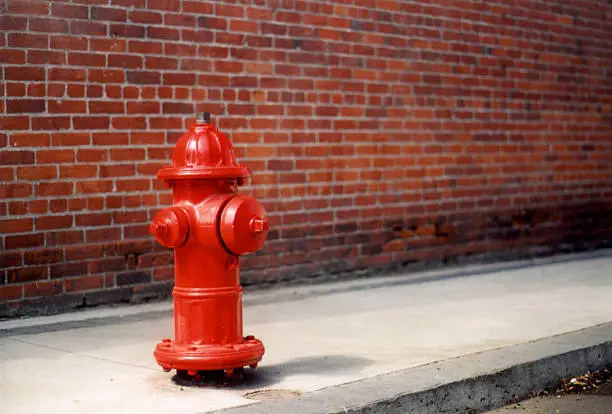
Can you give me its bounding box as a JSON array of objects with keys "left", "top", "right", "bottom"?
[{"left": 488, "top": 380, "right": 612, "bottom": 413}]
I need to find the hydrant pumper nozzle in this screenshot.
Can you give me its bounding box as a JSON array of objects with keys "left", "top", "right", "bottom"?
[{"left": 150, "top": 113, "right": 268, "bottom": 376}]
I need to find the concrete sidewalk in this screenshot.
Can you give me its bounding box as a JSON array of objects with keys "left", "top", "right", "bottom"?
[{"left": 1, "top": 251, "right": 611, "bottom": 414}]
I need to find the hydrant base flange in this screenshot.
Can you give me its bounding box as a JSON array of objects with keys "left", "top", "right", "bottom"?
[{"left": 154, "top": 336, "right": 264, "bottom": 372}]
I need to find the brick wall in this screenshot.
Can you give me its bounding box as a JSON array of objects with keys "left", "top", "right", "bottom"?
[{"left": 1, "top": 0, "right": 612, "bottom": 318}]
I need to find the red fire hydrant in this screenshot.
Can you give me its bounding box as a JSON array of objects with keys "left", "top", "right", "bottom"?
[{"left": 150, "top": 113, "right": 268, "bottom": 376}]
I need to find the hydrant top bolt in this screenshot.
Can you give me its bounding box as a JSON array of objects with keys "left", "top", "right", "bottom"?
[{"left": 197, "top": 112, "right": 211, "bottom": 124}]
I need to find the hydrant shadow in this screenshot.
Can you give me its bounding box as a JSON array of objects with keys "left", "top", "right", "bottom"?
[{"left": 171, "top": 354, "right": 374, "bottom": 390}]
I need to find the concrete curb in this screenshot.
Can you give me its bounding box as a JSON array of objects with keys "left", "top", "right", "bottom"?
[
  {"left": 2, "top": 249, "right": 610, "bottom": 338},
  {"left": 217, "top": 322, "right": 612, "bottom": 414}
]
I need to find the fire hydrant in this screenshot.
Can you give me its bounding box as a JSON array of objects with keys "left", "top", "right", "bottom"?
[{"left": 150, "top": 113, "right": 268, "bottom": 376}]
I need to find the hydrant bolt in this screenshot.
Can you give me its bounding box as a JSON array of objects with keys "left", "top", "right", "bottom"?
[{"left": 249, "top": 217, "right": 267, "bottom": 235}]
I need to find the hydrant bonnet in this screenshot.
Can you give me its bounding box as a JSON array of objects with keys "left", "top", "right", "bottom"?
[{"left": 157, "top": 112, "right": 250, "bottom": 182}]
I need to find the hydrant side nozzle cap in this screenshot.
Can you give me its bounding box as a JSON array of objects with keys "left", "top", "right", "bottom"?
[
  {"left": 220, "top": 196, "right": 269, "bottom": 256},
  {"left": 150, "top": 207, "right": 190, "bottom": 248}
]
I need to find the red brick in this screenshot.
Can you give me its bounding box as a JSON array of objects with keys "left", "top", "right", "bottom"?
[
  {"left": 7, "top": 201, "right": 28, "bottom": 216},
  {"left": 146, "top": 26, "right": 179, "bottom": 40},
  {"left": 92, "top": 6, "right": 127, "bottom": 21},
  {"left": 110, "top": 148, "right": 145, "bottom": 161},
  {"left": 48, "top": 100, "right": 87, "bottom": 114},
  {"left": 112, "top": 211, "right": 147, "bottom": 224},
  {"left": 17, "top": 166, "right": 57, "bottom": 180},
  {"left": 27, "top": 50, "right": 66, "bottom": 65},
  {"left": 0, "top": 49, "right": 26, "bottom": 64},
  {"left": 88, "top": 69, "right": 125, "bottom": 83},
  {"left": 6, "top": 83, "right": 26, "bottom": 97},
  {"left": 8, "top": 0, "right": 49, "bottom": 15},
  {"left": 49, "top": 199, "right": 68, "bottom": 213},
  {"left": 131, "top": 132, "right": 165, "bottom": 144},
  {"left": 0, "top": 167, "right": 14, "bottom": 181},
  {"left": 0, "top": 116, "right": 29, "bottom": 131},
  {"left": 52, "top": 3, "right": 89, "bottom": 19},
  {"left": 32, "top": 117, "right": 71, "bottom": 131},
  {"left": 162, "top": 102, "right": 194, "bottom": 114},
  {"left": 24, "top": 249, "right": 64, "bottom": 265},
  {"left": 182, "top": 29, "right": 214, "bottom": 43},
  {"left": 71, "top": 20, "right": 107, "bottom": 36},
  {"left": 23, "top": 280, "right": 64, "bottom": 298},
  {"left": 36, "top": 149, "right": 75, "bottom": 164},
  {"left": 163, "top": 72, "right": 196, "bottom": 85},
  {"left": 129, "top": 10, "right": 162, "bottom": 24},
  {"left": 5, "top": 233, "right": 45, "bottom": 249},
  {"left": 65, "top": 276, "right": 104, "bottom": 292},
  {"left": 112, "top": 0, "right": 145, "bottom": 6},
  {"left": 49, "top": 68, "right": 86, "bottom": 82},
  {"left": 115, "top": 179, "right": 150, "bottom": 192},
  {"left": 230, "top": 20, "right": 258, "bottom": 33},
  {"left": 183, "top": 1, "right": 213, "bottom": 13},
  {"left": 52, "top": 132, "right": 91, "bottom": 146},
  {"left": 68, "top": 52, "right": 106, "bottom": 67},
  {"left": 84, "top": 197, "right": 102, "bottom": 211},
  {"left": 164, "top": 13, "right": 195, "bottom": 27},
  {"left": 145, "top": 56, "right": 178, "bottom": 69},
  {"left": 36, "top": 182, "right": 74, "bottom": 197},
  {"left": 60, "top": 165, "right": 98, "bottom": 179},
  {"left": 73, "top": 116, "right": 110, "bottom": 130},
  {"left": 76, "top": 180, "right": 114, "bottom": 194},
  {"left": 67, "top": 84, "right": 86, "bottom": 98},
  {"left": 46, "top": 230, "right": 84, "bottom": 246},
  {"left": 0, "top": 183, "right": 32, "bottom": 198},
  {"left": 10, "top": 133, "right": 50, "bottom": 147},
  {"left": 110, "top": 23, "right": 145, "bottom": 38},
  {"left": 30, "top": 17, "right": 69, "bottom": 33},
  {"left": 126, "top": 71, "right": 161, "bottom": 84},
  {"left": 100, "top": 164, "right": 135, "bottom": 177},
  {"left": 0, "top": 218, "right": 33, "bottom": 234},
  {"left": 7, "top": 266, "right": 48, "bottom": 283},
  {"left": 215, "top": 4, "right": 244, "bottom": 17},
  {"left": 76, "top": 213, "right": 112, "bottom": 226},
  {"left": 102, "top": 84, "right": 121, "bottom": 99},
  {"left": 0, "top": 15, "right": 28, "bottom": 31},
  {"left": 28, "top": 200, "right": 48, "bottom": 214},
  {"left": 5, "top": 66, "right": 45, "bottom": 81},
  {"left": 92, "top": 132, "right": 129, "bottom": 145},
  {"left": 87, "top": 227, "right": 122, "bottom": 243},
  {"left": 89, "top": 101, "right": 125, "bottom": 114},
  {"left": 108, "top": 53, "right": 142, "bottom": 69},
  {"left": 50, "top": 262, "right": 88, "bottom": 279},
  {"left": 65, "top": 245, "right": 103, "bottom": 262},
  {"left": 50, "top": 35, "right": 88, "bottom": 50},
  {"left": 77, "top": 149, "right": 108, "bottom": 162},
  {"left": 112, "top": 116, "right": 147, "bottom": 129},
  {"left": 0, "top": 286, "right": 23, "bottom": 301},
  {"left": 45, "top": 83, "right": 64, "bottom": 97}
]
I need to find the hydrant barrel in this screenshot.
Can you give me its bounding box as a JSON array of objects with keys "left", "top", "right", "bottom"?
[{"left": 151, "top": 114, "right": 266, "bottom": 375}]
